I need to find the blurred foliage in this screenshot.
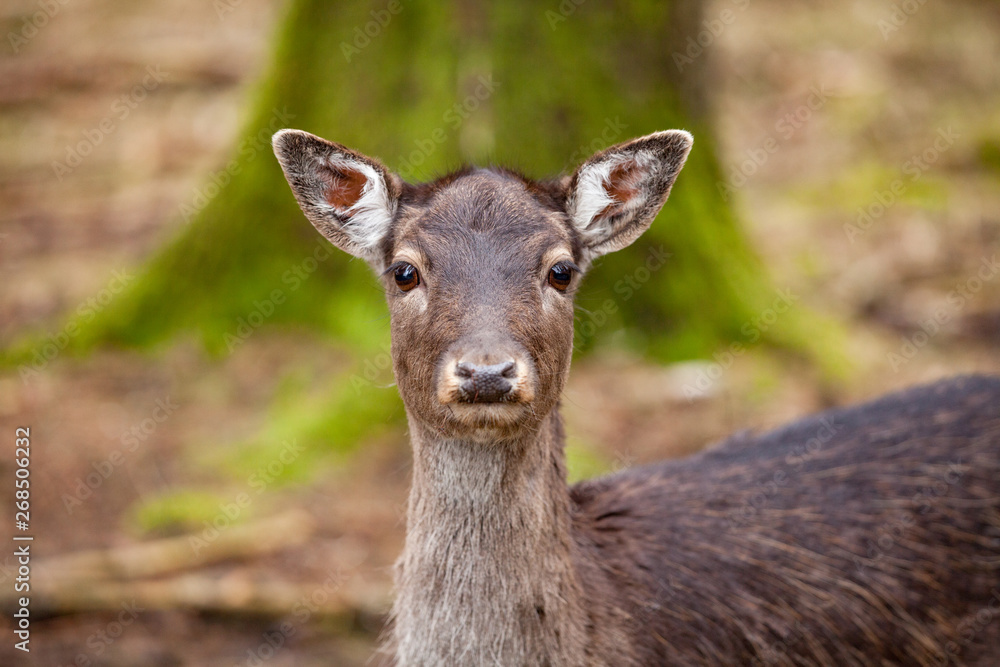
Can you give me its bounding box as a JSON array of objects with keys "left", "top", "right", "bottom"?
[
  {"left": 3, "top": 0, "right": 841, "bottom": 369},
  {"left": 134, "top": 373, "right": 403, "bottom": 535},
  {"left": 2, "top": 1, "right": 846, "bottom": 506},
  {"left": 207, "top": 375, "right": 402, "bottom": 479},
  {"left": 979, "top": 137, "right": 1000, "bottom": 173},
  {"left": 565, "top": 434, "right": 616, "bottom": 484},
  {"left": 133, "top": 488, "right": 238, "bottom": 535}
]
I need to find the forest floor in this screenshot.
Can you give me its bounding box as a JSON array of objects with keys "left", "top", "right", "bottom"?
[{"left": 1, "top": 0, "right": 999, "bottom": 664}]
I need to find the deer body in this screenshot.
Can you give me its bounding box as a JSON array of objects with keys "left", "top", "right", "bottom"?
[{"left": 273, "top": 129, "right": 1000, "bottom": 666}]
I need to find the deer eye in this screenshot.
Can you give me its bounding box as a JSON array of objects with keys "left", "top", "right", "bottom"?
[
  {"left": 547, "top": 263, "right": 575, "bottom": 292},
  {"left": 393, "top": 263, "right": 420, "bottom": 292}
]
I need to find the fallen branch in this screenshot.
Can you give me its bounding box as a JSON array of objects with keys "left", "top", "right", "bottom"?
[
  {"left": 36, "top": 508, "right": 316, "bottom": 581},
  {"left": 1, "top": 509, "right": 391, "bottom": 620}
]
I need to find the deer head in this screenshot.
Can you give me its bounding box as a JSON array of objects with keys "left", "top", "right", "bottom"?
[{"left": 272, "top": 129, "right": 692, "bottom": 443}]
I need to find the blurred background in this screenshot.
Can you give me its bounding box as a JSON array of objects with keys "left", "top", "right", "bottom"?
[{"left": 1, "top": 0, "right": 998, "bottom": 664}]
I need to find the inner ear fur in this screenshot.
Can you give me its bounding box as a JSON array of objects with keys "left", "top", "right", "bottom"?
[
  {"left": 565, "top": 130, "right": 693, "bottom": 261},
  {"left": 272, "top": 129, "right": 401, "bottom": 265}
]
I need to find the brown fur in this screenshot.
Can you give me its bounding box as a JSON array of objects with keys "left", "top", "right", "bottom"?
[{"left": 272, "top": 129, "right": 1000, "bottom": 666}]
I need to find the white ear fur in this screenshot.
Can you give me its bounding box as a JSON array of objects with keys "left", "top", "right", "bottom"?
[
  {"left": 321, "top": 155, "right": 395, "bottom": 253},
  {"left": 570, "top": 158, "right": 619, "bottom": 234},
  {"left": 569, "top": 152, "right": 656, "bottom": 245},
  {"left": 566, "top": 130, "right": 693, "bottom": 261},
  {"left": 272, "top": 129, "right": 399, "bottom": 266}
]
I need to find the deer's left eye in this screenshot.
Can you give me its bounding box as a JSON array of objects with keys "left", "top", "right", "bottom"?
[
  {"left": 393, "top": 263, "right": 420, "bottom": 292},
  {"left": 547, "top": 263, "right": 575, "bottom": 292}
]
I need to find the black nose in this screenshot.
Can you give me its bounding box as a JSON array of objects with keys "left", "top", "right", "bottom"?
[{"left": 455, "top": 360, "right": 517, "bottom": 403}]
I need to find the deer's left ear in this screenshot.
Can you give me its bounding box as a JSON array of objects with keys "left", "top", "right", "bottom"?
[{"left": 565, "top": 130, "right": 692, "bottom": 262}]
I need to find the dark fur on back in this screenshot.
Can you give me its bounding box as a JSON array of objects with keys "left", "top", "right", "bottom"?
[{"left": 571, "top": 375, "right": 1000, "bottom": 665}]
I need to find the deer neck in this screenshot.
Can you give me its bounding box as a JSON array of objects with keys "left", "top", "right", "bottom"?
[{"left": 391, "top": 408, "right": 588, "bottom": 666}]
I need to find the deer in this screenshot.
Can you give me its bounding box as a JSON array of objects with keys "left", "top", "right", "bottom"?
[{"left": 272, "top": 127, "right": 1000, "bottom": 666}]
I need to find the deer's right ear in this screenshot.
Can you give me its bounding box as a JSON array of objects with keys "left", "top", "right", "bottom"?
[{"left": 272, "top": 129, "right": 400, "bottom": 265}]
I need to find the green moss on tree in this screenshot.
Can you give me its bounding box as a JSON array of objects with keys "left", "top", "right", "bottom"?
[
  {"left": 4, "top": 0, "right": 843, "bottom": 377},
  {"left": 488, "top": 1, "right": 841, "bottom": 366}
]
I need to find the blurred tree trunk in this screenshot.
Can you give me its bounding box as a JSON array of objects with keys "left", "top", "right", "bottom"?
[
  {"left": 489, "top": 1, "right": 833, "bottom": 361},
  {"left": 60, "top": 0, "right": 835, "bottom": 368}
]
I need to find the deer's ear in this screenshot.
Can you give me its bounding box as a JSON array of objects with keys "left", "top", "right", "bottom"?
[
  {"left": 272, "top": 129, "right": 400, "bottom": 265},
  {"left": 566, "top": 130, "right": 692, "bottom": 262}
]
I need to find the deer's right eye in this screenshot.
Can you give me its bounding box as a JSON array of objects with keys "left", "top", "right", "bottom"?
[
  {"left": 393, "top": 263, "right": 420, "bottom": 292},
  {"left": 547, "top": 263, "right": 575, "bottom": 292}
]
